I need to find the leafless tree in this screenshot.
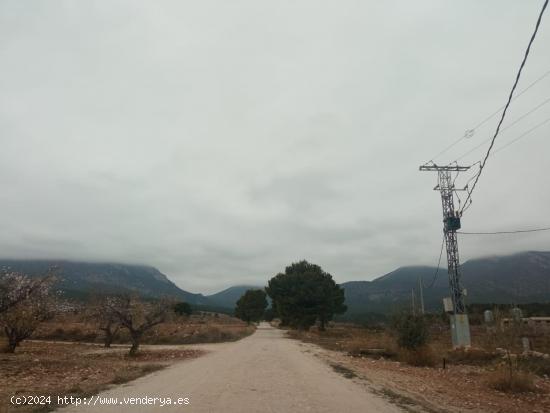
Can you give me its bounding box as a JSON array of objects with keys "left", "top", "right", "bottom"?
[
  {"left": 0, "top": 276, "right": 56, "bottom": 352},
  {"left": 490, "top": 308, "right": 528, "bottom": 383},
  {"left": 106, "top": 295, "right": 173, "bottom": 356},
  {"left": 86, "top": 296, "right": 121, "bottom": 348},
  {"left": 0, "top": 267, "right": 57, "bottom": 315}
]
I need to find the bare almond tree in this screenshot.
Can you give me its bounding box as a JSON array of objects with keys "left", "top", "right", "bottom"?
[
  {"left": 0, "top": 276, "right": 56, "bottom": 353},
  {"left": 0, "top": 267, "right": 57, "bottom": 315},
  {"left": 106, "top": 295, "right": 173, "bottom": 356},
  {"left": 86, "top": 296, "right": 121, "bottom": 348}
]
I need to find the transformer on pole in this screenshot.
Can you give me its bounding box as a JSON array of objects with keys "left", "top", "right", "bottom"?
[{"left": 419, "top": 163, "right": 471, "bottom": 348}]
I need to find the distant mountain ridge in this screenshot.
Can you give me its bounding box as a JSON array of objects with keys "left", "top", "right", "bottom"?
[
  {"left": 2, "top": 251, "right": 549, "bottom": 315},
  {"left": 205, "top": 285, "right": 261, "bottom": 309},
  {"left": 203, "top": 251, "right": 550, "bottom": 313},
  {"left": 342, "top": 251, "right": 550, "bottom": 316},
  {"left": 0, "top": 259, "right": 209, "bottom": 305}
]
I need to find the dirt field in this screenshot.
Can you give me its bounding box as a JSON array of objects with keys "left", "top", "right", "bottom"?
[
  {"left": 33, "top": 312, "right": 255, "bottom": 345},
  {"left": 0, "top": 312, "right": 255, "bottom": 413},
  {"left": 0, "top": 341, "right": 203, "bottom": 413},
  {"left": 288, "top": 324, "right": 550, "bottom": 413}
]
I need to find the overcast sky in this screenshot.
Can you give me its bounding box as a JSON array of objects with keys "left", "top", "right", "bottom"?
[{"left": 1, "top": 1, "right": 549, "bottom": 294}]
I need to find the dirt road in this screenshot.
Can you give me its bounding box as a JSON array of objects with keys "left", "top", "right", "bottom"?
[{"left": 59, "top": 323, "right": 401, "bottom": 413}]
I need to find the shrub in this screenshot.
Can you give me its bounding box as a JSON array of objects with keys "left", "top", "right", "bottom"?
[
  {"left": 446, "top": 347, "right": 499, "bottom": 365},
  {"left": 173, "top": 302, "right": 192, "bottom": 317},
  {"left": 397, "top": 346, "right": 437, "bottom": 367},
  {"left": 112, "top": 368, "right": 139, "bottom": 384},
  {"left": 391, "top": 313, "right": 429, "bottom": 350},
  {"left": 520, "top": 356, "right": 550, "bottom": 377},
  {"left": 488, "top": 367, "right": 537, "bottom": 393}
]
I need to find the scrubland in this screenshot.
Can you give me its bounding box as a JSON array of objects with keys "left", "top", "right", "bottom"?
[
  {"left": 288, "top": 322, "right": 550, "bottom": 413},
  {"left": 0, "top": 312, "right": 254, "bottom": 412}
]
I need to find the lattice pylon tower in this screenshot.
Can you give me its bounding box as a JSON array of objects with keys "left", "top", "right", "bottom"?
[{"left": 420, "top": 163, "right": 471, "bottom": 348}]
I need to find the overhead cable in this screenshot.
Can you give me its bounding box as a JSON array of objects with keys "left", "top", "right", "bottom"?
[{"left": 460, "top": 0, "right": 549, "bottom": 214}]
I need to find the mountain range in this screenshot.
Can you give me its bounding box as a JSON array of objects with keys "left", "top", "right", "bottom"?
[
  {"left": 0, "top": 260, "right": 209, "bottom": 305},
  {"left": 2, "top": 251, "right": 549, "bottom": 315},
  {"left": 341, "top": 250, "right": 550, "bottom": 316}
]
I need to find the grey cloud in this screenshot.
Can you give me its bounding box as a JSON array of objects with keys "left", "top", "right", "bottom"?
[{"left": 1, "top": 1, "right": 549, "bottom": 294}]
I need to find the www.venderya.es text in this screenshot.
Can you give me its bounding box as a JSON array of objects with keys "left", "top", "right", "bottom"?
[{"left": 11, "top": 395, "right": 190, "bottom": 407}]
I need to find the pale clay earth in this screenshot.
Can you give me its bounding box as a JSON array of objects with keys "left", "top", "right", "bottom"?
[{"left": 58, "top": 323, "right": 402, "bottom": 413}]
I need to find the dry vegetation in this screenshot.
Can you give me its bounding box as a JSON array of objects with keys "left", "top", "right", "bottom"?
[
  {"left": 0, "top": 311, "right": 254, "bottom": 413},
  {"left": 287, "top": 323, "right": 550, "bottom": 413},
  {"left": 0, "top": 340, "right": 203, "bottom": 413},
  {"left": 33, "top": 311, "right": 255, "bottom": 345}
]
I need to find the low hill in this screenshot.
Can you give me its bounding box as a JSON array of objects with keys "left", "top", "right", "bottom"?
[
  {"left": 342, "top": 251, "right": 550, "bottom": 317},
  {"left": 0, "top": 259, "right": 208, "bottom": 304},
  {"left": 205, "top": 285, "right": 261, "bottom": 309}
]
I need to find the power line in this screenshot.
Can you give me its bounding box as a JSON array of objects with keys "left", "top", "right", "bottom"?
[
  {"left": 459, "top": 115, "right": 550, "bottom": 214},
  {"left": 427, "top": 235, "right": 445, "bottom": 289},
  {"left": 454, "top": 96, "right": 550, "bottom": 162},
  {"left": 423, "top": 68, "right": 550, "bottom": 165},
  {"left": 427, "top": 133, "right": 471, "bottom": 165},
  {"left": 491, "top": 115, "right": 550, "bottom": 155},
  {"left": 468, "top": 69, "right": 550, "bottom": 133},
  {"left": 458, "top": 226, "right": 550, "bottom": 235},
  {"left": 460, "top": 0, "right": 549, "bottom": 215}
]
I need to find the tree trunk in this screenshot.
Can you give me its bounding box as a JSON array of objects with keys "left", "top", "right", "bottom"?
[
  {"left": 6, "top": 340, "right": 17, "bottom": 353},
  {"left": 104, "top": 329, "right": 113, "bottom": 348},
  {"left": 129, "top": 331, "right": 142, "bottom": 356},
  {"left": 319, "top": 318, "right": 326, "bottom": 332},
  {"left": 3, "top": 329, "right": 18, "bottom": 353}
]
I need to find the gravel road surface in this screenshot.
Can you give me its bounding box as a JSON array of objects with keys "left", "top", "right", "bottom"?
[{"left": 59, "top": 323, "right": 401, "bottom": 413}]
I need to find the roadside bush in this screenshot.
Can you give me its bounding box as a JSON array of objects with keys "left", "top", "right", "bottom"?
[
  {"left": 518, "top": 355, "right": 550, "bottom": 377},
  {"left": 38, "top": 326, "right": 98, "bottom": 342},
  {"left": 446, "top": 347, "right": 499, "bottom": 366},
  {"left": 173, "top": 302, "right": 192, "bottom": 317},
  {"left": 397, "top": 346, "right": 437, "bottom": 367},
  {"left": 347, "top": 333, "right": 397, "bottom": 358},
  {"left": 488, "top": 367, "right": 537, "bottom": 393},
  {"left": 391, "top": 313, "right": 429, "bottom": 350}
]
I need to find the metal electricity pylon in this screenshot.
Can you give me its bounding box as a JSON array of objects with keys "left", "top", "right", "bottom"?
[{"left": 419, "top": 162, "right": 471, "bottom": 348}]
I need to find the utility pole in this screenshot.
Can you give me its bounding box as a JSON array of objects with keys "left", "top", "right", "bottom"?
[
  {"left": 419, "top": 275, "right": 425, "bottom": 315},
  {"left": 419, "top": 163, "right": 471, "bottom": 348},
  {"left": 411, "top": 289, "right": 416, "bottom": 315}
]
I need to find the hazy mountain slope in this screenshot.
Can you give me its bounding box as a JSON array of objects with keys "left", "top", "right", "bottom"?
[
  {"left": 0, "top": 259, "right": 208, "bottom": 304},
  {"left": 4, "top": 251, "right": 548, "bottom": 314},
  {"left": 342, "top": 251, "right": 550, "bottom": 316},
  {"left": 206, "top": 285, "right": 262, "bottom": 309}
]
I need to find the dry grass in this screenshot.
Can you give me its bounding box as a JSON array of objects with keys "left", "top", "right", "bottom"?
[
  {"left": 34, "top": 312, "right": 255, "bottom": 345},
  {"left": 287, "top": 322, "right": 550, "bottom": 373},
  {"left": 519, "top": 355, "right": 550, "bottom": 377},
  {"left": 396, "top": 346, "right": 437, "bottom": 367},
  {"left": 0, "top": 312, "right": 253, "bottom": 412},
  {"left": 487, "top": 367, "right": 538, "bottom": 393},
  {"left": 145, "top": 323, "right": 255, "bottom": 344},
  {"left": 0, "top": 340, "right": 203, "bottom": 412},
  {"left": 287, "top": 322, "right": 550, "bottom": 412},
  {"left": 446, "top": 346, "right": 499, "bottom": 365},
  {"left": 111, "top": 364, "right": 164, "bottom": 384},
  {"left": 287, "top": 324, "right": 439, "bottom": 366},
  {"left": 287, "top": 324, "right": 398, "bottom": 358}
]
